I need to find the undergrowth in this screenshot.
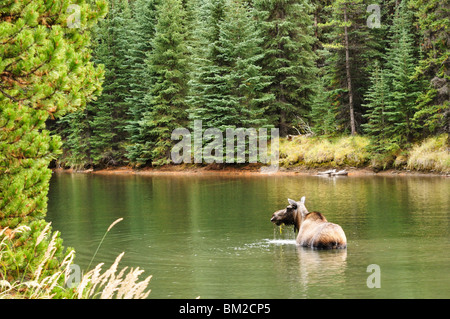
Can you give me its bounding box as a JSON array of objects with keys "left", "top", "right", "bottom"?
[
  {"left": 407, "top": 134, "right": 449, "bottom": 173},
  {"left": 279, "top": 135, "right": 370, "bottom": 168},
  {"left": 279, "top": 134, "right": 449, "bottom": 173}
]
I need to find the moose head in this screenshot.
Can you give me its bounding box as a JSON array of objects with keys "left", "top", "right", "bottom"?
[{"left": 270, "top": 196, "right": 309, "bottom": 232}]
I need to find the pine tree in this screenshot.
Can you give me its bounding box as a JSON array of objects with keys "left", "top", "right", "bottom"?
[
  {"left": 254, "top": 0, "right": 318, "bottom": 137},
  {"left": 136, "top": 0, "right": 191, "bottom": 165},
  {"left": 362, "top": 61, "right": 390, "bottom": 150},
  {"left": 188, "top": 0, "right": 228, "bottom": 129},
  {"left": 188, "top": 0, "right": 273, "bottom": 163},
  {"left": 410, "top": 0, "right": 450, "bottom": 135},
  {"left": 190, "top": 0, "right": 272, "bottom": 131},
  {"left": 310, "top": 74, "right": 336, "bottom": 135},
  {"left": 56, "top": 0, "right": 133, "bottom": 168},
  {"left": 383, "top": 1, "right": 422, "bottom": 145},
  {"left": 322, "top": 0, "right": 377, "bottom": 135},
  {"left": 88, "top": 0, "right": 133, "bottom": 167},
  {"left": 125, "top": 0, "right": 160, "bottom": 164},
  {"left": 0, "top": 0, "right": 106, "bottom": 280}
]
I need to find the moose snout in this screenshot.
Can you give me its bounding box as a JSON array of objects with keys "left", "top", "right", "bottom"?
[
  {"left": 270, "top": 209, "right": 284, "bottom": 225},
  {"left": 270, "top": 212, "right": 278, "bottom": 223}
]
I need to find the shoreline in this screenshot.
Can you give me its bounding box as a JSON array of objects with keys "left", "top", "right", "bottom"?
[{"left": 52, "top": 164, "right": 450, "bottom": 178}]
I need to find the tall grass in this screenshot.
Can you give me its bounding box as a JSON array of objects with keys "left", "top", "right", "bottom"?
[
  {"left": 0, "top": 219, "right": 152, "bottom": 299},
  {"left": 74, "top": 251, "right": 151, "bottom": 299},
  {"left": 279, "top": 135, "right": 371, "bottom": 168},
  {"left": 279, "top": 134, "right": 449, "bottom": 173},
  {"left": 407, "top": 134, "right": 449, "bottom": 173},
  {"left": 0, "top": 225, "right": 74, "bottom": 298}
]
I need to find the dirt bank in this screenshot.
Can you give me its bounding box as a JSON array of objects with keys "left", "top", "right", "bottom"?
[{"left": 52, "top": 163, "right": 449, "bottom": 178}]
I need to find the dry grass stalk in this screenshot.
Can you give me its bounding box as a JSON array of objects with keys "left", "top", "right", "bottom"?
[
  {"left": 35, "top": 222, "right": 51, "bottom": 247},
  {"left": 33, "top": 229, "right": 58, "bottom": 280},
  {"left": 1, "top": 219, "right": 152, "bottom": 299},
  {"left": 107, "top": 218, "right": 124, "bottom": 232},
  {"left": 76, "top": 252, "right": 152, "bottom": 299},
  {"left": 87, "top": 218, "right": 124, "bottom": 270},
  {"left": 0, "top": 227, "right": 76, "bottom": 299}
]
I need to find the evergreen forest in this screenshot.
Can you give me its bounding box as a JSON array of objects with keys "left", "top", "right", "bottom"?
[{"left": 19, "top": 0, "right": 450, "bottom": 169}]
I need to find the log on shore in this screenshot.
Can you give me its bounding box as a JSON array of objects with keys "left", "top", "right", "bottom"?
[{"left": 317, "top": 169, "right": 348, "bottom": 177}]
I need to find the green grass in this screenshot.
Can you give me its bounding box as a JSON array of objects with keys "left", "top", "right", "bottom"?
[
  {"left": 279, "top": 135, "right": 371, "bottom": 168},
  {"left": 279, "top": 134, "right": 449, "bottom": 173},
  {"left": 406, "top": 134, "right": 449, "bottom": 173}
]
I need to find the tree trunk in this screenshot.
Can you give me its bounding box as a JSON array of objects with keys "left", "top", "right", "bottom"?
[
  {"left": 277, "top": 9, "right": 288, "bottom": 138},
  {"left": 343, "top": 6, "right": 356, "bottom": 135},
  {"left": 279, "top": 108, "right": 287, "bottom": 137}
]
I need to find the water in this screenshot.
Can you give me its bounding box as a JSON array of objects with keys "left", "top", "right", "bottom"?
[{"left": 47, "top": 172, "right": 450, "bottom": 299}]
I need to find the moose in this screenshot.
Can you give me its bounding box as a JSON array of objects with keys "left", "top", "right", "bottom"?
[{"left": 270, "top": 197, "right": 347, "bottom": 249}]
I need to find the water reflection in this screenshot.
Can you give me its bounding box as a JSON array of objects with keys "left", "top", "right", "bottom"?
[
  {"left": 267, "top": 231, "right": 348, "bottom": 298},
  {"left": 47, "top": 173, "right": 450, "bottom": 298},
  {"left": 296, "top": 247, "right": 347, "bottom": 292}
]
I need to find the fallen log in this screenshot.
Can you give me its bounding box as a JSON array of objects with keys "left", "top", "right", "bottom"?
[
  {"left": 317, "top": 169, "right": 348, "bottom": 177},
  {"left": 317, "top": 169, "right": 336, "bottom": 176},
  {"left": 333, "top": 170, "right": 348, "bottom": 176}
]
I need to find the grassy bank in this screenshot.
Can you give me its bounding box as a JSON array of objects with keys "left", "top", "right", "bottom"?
[
  {"left": 279, "top": 134, "right": 449, "bottom": 174},
  {"left": 406, "top": 135, "right": 450, "bottom": 173},
  {"left": 56, "top": 135, "right": 450, "bottom": 176},
  {"left": 279, "top": 135, "right": 370, "bottom": 168}
]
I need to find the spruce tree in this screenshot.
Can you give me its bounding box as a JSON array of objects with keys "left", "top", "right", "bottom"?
[
  {"left": 125, "top": 0, "right": 160, "bottom": 164},
  {"left": 188, "top": 0, "right": 227, "bottom": 129},
  {"left": 56, "top": 0, "right": 133, "bottom": 168},
  {"left": 321, "top": 0, "right": 378, "bottom": 135},
  {"left": 188, "top": 0, "right": 273, "bottom": 163},
  {"left": 254, "top": 0, "right": 318, "bottom": 137},
  {"left": 137, "top": 0, "right": 191, "bottom": 165},
  {"left": 410, "top": 0, "right": 449, "bottom": 135},
  {"left": 190, "top": 0, "right": 272, "bottom": 131},
  {"left": 218, "top": 0, "right": 273, "bottom": 124},
  {"left": 0, "top": 0, "right": 106, "bottom": 282},
  {"left": 362, "top": 61, "right": 390, "bottom": 150},
  {"left": 55, "top": 109, "right": 94, "bottom": 168},
  {"left": 310, "top": 75, "right": 336, "bottom": 135},
  {"left": 88, "top": 0, "right": 132, "bottom": 167},
  {"left": 383, "top": 1, "right": 422, "bottom": 145}
]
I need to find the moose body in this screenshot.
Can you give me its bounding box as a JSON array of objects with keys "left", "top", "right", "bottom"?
[{"left": 271, "top": 197, "right": 347, "bottom": 249}]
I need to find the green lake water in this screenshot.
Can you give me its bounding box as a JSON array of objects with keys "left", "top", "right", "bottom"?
[{"left": 47, "top": 172, "right": 450, "bottom": 299}]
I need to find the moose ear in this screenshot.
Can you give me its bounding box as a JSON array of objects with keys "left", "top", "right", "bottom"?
[
  {"left": 288, "top": 198, "right": 297, "bottom": 207},
  {"left": 300, "top": 196, "right": 306, "bottom": 204}
]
